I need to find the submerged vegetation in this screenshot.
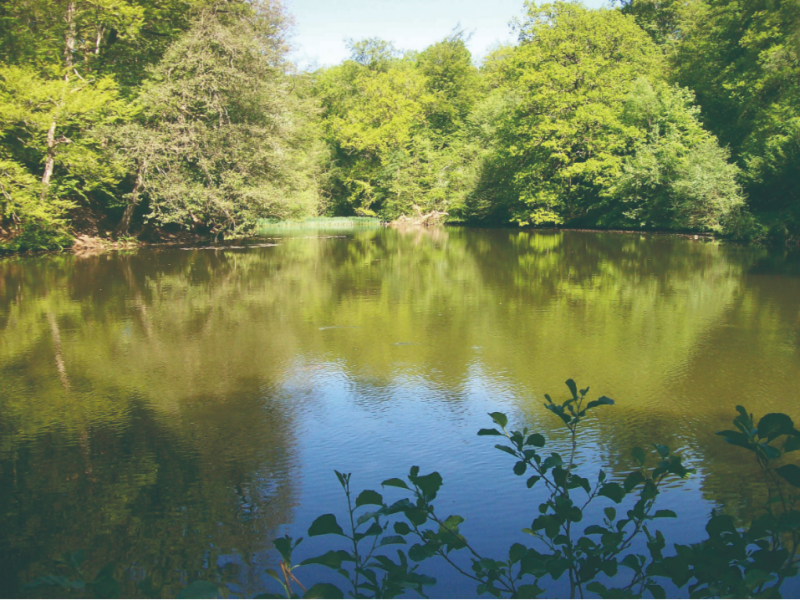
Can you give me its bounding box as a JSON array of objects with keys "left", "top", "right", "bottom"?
[{"left": 0, "top": 0, "right": 797, "bottom": 250}]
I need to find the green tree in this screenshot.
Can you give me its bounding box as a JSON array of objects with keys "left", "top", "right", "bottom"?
[
  {"left": 114, "top": 2, "right": 325, "bottom": 237},
  {"left": 493, "top": 2, "right": 664, "bottom": 226},
  {"left": 602, "top": 79, "right": 745, "bottom": 231},
  {"left": 670, "top": 0, "right": 800, "bottom": 238},
  {"left": 0, "top": 64, "right": 131, "bottom": 248}
]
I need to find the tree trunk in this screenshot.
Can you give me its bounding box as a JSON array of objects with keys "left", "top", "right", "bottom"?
[
  {"left": 116, "top": 161, "right": 145, "bottom": 236},
  {"left": 40, "top": 0, "right": 76, "bottom": 200},
  {"left": 39, "top": 120, "right": 58, "bottom": 200},
  {"left": 63, "top": 0, "right": 75, "bottom": 77}
]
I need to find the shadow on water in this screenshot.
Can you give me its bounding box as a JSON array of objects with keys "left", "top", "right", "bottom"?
[{"left": 0, "top": 228, "right": 799, "bottom": 596}]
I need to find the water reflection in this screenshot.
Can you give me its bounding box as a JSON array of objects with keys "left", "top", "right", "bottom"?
[{"left": 1, "top": 229, "right": 799, "bottom": 596}]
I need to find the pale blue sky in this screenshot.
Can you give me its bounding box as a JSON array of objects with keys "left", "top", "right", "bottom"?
[{"left": 285, "top": 0, "right": 606, "bottom": 69}]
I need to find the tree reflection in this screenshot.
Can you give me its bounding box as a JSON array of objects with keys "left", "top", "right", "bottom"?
[{"left": 0, "top": 229, "right": 797, "bottom": 595}]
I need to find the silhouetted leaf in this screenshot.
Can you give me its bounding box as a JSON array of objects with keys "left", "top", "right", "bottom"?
[
  {"left": 716, "top": 430, "right": 752, "bottom": 449},
  {"left": 565, "top": 379, "right": 578, "bottom": 400},
  {"left": 526, "top": 433, "right": 545, "bottom": 447},
  {"left": 478, "top": 428, "right": 503, "bottom": 436},
  {"left": 784, "top": 436, "right": 800, "bottom": 453},
  {"left": 378, "top": 535, "right": 405, "bottom": 546},
  {"left": 777, "top": 464, "right": 800, "bottom": 488},
  {"left": 654, "top": 444, "right": 670, "bottom": 458},
  {"left": 489, "top": 412, "right": 508, "bottom": 428},
  {"left": 624, "top": 471, "right": 645, "bottom": 492},
  {"left": 304, "top": 583, "right": 344, "bottom": 599},
  {"left": 654, "top": 510, "right": 677, "bottom": 518},
  {"left": 495, "top": 444, "right": 519, "bottom": 457},
  {"left": 301, "top": 550, "right": 352, "bottom": 569},
  {"left": 355, "top": 490, "right": 383, "bottom": 507},
  {"left": 414, "top": 471, "right": 443, "bottom": 500},
  {"left": 394, "top": 521, "right": 411, "bottom": 535},
  {"left": 308, "top": 514, "right": 345, "bottom": 537},
  {"left": 631, "top": 447, "right": 647, "bottom": 466},
  {"left": 599, "top": 483, "right": 625, "bottom": 503},
  {"left": 381, "top": 478, "right": 410, "bottom": 490},
  {"left": 758, "top": 413, "right": 795, "bottom": 441},
  {"left": 586, "top": 396, "right": 614, "bottom": 410},
  {"left": 513, "top": 584, "right": 545, "bottom": 598}
]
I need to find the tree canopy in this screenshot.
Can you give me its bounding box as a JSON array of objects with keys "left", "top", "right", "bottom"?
[{"left": 0, "top": 0, "right": 796, "bottom": 250}]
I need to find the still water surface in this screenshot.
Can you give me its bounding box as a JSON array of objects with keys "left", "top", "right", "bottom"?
[{"left": 1, "top": 228, "right": 799, "bottom": 597}]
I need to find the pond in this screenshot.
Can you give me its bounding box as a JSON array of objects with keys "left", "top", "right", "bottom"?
[{"left": 1, "top": 228, "right": 799, "bottom": 598}]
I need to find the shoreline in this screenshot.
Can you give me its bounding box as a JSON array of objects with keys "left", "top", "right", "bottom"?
[{"left": 0, "top": 225, "right": 770, "bottom": 260}]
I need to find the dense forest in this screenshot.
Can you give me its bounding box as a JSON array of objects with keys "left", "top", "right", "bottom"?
[{"left": 0, "top": 0, "right": 797, "bottom": 251}]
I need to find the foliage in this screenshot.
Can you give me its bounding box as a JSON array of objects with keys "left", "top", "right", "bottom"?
[
  {"left": 114, "top": 3, "right": 325, "bottom": 238},
  {"left": 0, "top": 64, "right": 131, "bottom": 230},
  {"left": 1, "top": 0, "right": 791, "bottom": 248},
  {"left": 602, "top": 79, "right": 745, "bottom": 232},
  {"left": 314, "top": 32, "right": 483, "bottom": 221},
  {"left": 261, "top": 381, "right": 800, "bottom": 598},
  {"left": 667, "top": 0, "right": 800, "bottom": 239}
]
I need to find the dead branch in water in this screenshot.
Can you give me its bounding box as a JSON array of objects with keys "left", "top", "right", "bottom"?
[{"left": 390, "top": 205, "right": 448, "bottom": 227}]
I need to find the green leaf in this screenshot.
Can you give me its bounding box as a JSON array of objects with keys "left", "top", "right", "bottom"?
[
  {"left": 509, "top": 543, "right": 527, "bottom": 564},
  {"left": 776, "top": 464, "right": 800, "bottom": 488},
  {"left": 758, "top": 413, "right": 795, "bottom": 441},
  {"left": 526, "top": 433, "right": 545, "bottom": 447},
  {"left": 304, "top": 583, "right": 344, "bottom": 599},
  {"left": 716, "top": 430, "right": 753, "bottom": 449},
  {"left": 624, "top": 471, "right": 645, "bottom": 492},
  {"left": 355, "top": 490, "right": 383, "bottom": 507},
  {"left": 414, "top": 471, "right": 443, "bottom": 500},
  {"left": 308, "top": 514, "right": 346, "bottom": 537},
  {"left": 513, "top": 584, "right": 545, "bottom": 598},
  {"left": 514, "top": 461, "right": 527, "bottom": 476},
  {"left": 176, "top": 581, "right": 220, "bottom": 599},
  {"left": 654, "top": 444, "right": 670, "bottom": 458},
  {"left": 381, "top": 478, "right": 410, "bottom": 490},
  {"left": 653, "top": 510, "right": 677, "bottom": 518},
  {"left": 784, "top": 436, "right": 800, "bottom": 453},
  {"left": 621, "top": 554, "right": 641, "bottom": 571},
  {"left": 378, "top": 535, "right": 405, "bottom": 546},
  {"left": 757, "top": 443, "right": 781, "bottom": 460},
  {"left": 489, "top": 412, "right": 508, "bottom": 428},
  {"left": 604, "top": 507, "right": 616, "bottom": 521},
  {"left": 495, "top": 444, "right": 519, "bottom": 457},
  {"left": 408, "top": 543, "right": 438, "bottom": 562},
  {"left": 526, "top": 475, "right": 541, "bottom": 489},
  {"left": 585, "top": 396, "right": 615, "bottom": 410},
  {"left": 631, "top": 447, "right": 647, "bottom": 466},
  {"left": 565, "top": 379, "right": 578, "bottom": 400},
  {"left": 273, "top": 536, "right": 295, "bottom": 564},
  {"left": 394, "top": 521, "right": 411, "bottom": 535},
  {"left": 646, "top": 584, "right": 666, "bottom": 599},
  {"left": 478, "top": 428, "right": 503, "bottom": 436},
  {"left": 599, "top": 482, "right": 625, "bottom": 503},
  {"left": 301, "top": 550, "right": 352, "bottom": 569}
]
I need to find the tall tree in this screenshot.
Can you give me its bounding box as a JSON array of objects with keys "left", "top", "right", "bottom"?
[
  {"left": 114, "top": 1, "right": 324, "bottom": 237},
  {"left": 670, "top": 0, "right": 800, "bottom": 228}
]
